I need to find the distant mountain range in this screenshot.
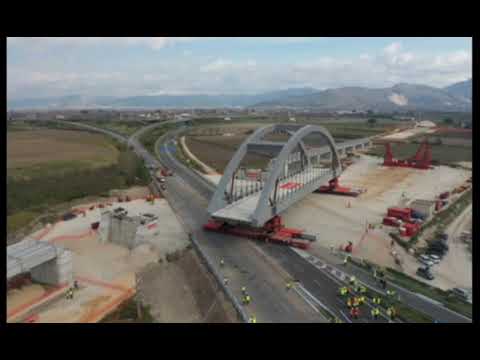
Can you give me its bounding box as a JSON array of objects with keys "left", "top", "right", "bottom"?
[
  {"left": 444, "top": 78, "right": 472, "bottom": 101},
  {"left": 7, "top": 80, "right": 471, "bottom": 112},
  {"left": 254, "top": 80, "right": 472, "bottom": 112}
]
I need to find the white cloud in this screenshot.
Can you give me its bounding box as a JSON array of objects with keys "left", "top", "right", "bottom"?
[
  {"left": 201, "top": 58, "right": 257, "bottom": 73},
  {"left": 383, "top": 42, "right": 402, "bottom": 55},
  {"left": 8, "top": 37, "right": 199, "bottom": 51},
  {"left": 7, "top": 39, "right": 472, "bottom": 98}
]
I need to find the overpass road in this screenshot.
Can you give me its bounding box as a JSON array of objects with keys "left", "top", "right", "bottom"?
[{"left": 61, "top": 119, "right": 471, "bottom": 323}]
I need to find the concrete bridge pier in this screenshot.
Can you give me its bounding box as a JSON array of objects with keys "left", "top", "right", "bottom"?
[{"left": 30, "top": 249, "right": 73, "bottom": 286}]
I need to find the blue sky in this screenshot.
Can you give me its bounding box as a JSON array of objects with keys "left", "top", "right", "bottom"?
[{"left": 7, "top": 37, "right": 472, "bottom": 99}]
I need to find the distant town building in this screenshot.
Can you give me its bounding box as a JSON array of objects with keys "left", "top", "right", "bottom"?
[
  {"left": 415, "top": 120, "right": 436, "bottom": 128},
  {"left": 55, "top": 114, "right": 65, "bottom": 120},
  {"left": 394, "top": 115, "right": 416, "bottom": 122},
  {"left": 224, "top": 117, "right": 231, "bottom": 121}
]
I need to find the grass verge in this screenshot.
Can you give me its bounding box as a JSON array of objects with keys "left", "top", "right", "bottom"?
[
  {"left": 366, "top": 142, "right": 472, "bottom": 165},
  {"left": 101, "top": 298, "right": 155, "bottom": 323}
]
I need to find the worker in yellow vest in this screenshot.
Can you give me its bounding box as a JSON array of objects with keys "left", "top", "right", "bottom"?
[
  {"left": 352, "top": 297, "right": 359, "bottom": 308},
  {"left": 371, "top": 307, "right": 380, "bottom": 320},
  {"left": 249, "top": 315, "right": 257, "bottom": 323},
  {"left": 286, "top": 282, "right": 292, "bottom": 291}
]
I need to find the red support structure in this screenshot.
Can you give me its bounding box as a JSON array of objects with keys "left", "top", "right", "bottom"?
[
  {"left": 383, "top": 140, "right": 432, "bottom": 170},
  {"left": 383, "top": 143, "right": 394, "bottom": 166}
]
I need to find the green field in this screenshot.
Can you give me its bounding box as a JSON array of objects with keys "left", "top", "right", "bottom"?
[{"left": 7, "top": 126, "right": 150, "bottom": 236}]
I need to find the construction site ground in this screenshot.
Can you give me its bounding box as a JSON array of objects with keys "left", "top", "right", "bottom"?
[
  {"left": 6, "top": 196, "right": 234, "bottom": 323},
  {"left": 398, "top": 203, "right": 472, "bottom": 291},
  {"left": 198, "top": 155, "right": 470, "bottom": 288}
]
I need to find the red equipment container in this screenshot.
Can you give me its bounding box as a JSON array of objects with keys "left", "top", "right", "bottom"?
[
  {"left": 435, "top": 200, "right": 442, "bottom": 211},
  {"left": 91, "top": 222, "right": 100, "bottom": 230},
  {"left": 404, "top": 223, "right": 420, "bottom": 237},
  {"left": 387, "top": 207, "right": 412, "bottom": 222},
  {"left": 383, "top": 217, "right": 401, "bottom": 227}
]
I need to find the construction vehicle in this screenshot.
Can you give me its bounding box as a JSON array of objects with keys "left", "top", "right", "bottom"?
[
  {"left": 203, "top": 215, "right": 315, "bottom": 250},
  {"left": 161, "top": 168, "right": 173, "bottom": 177},
  {"left": 344, "top": 241, "right": 353, "bottom": 253},
  {"left": 383, "top": 138, "right": 432, "bottom": 169},
  {"left": 316, "top": 178, "right": 364, "bottom": 197}
]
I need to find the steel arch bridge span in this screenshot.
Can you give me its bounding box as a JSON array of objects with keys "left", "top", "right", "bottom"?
[{"left": 207, "top": 124, "right": 342, "bottom": 227}]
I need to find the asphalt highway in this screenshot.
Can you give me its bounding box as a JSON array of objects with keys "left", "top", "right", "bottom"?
[
  {"left": 155, "top": 126, "right": 471, "bottom": 323},
  {"left": 61, "top": 120, "right": 471, "bottom": 323},
  {"left": 157, "top": 128, "right": 388, "bottom": 323}
]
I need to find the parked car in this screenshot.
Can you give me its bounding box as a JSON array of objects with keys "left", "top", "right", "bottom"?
[
  {"left": 417, "top": 267, "right": 434, "bottom": 280},
  {"left": 420, "top": 259, "right": 434, "bottom": 267},
  {"left": 427, "top": 254, "right": 441, "bottom": 264},
  {"left": 438, "top": 232, "right": 449, "bottom": 241},
  {"left": 419, "top": 254, "right": 431, "bottom": 262},
  {"left": 418, "top": 255, "right": 434, "bottom": 266},
  {"left": 427, "top": 248, "right": 447, "bottom": 258}
]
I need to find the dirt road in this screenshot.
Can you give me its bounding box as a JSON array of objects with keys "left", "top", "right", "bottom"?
[{"left": 432, "top": 203, "right": 472, "bottom": 290}]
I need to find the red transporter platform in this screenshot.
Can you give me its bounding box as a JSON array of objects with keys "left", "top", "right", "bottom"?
[
  {"left": 316, "top": 178, "right": 364, "bottom": 197},
  {"left": 203, "top": 215, "right": 312, "bottom": 249}
]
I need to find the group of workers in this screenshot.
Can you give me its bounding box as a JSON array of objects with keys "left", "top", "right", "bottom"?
[
  {"left": 339, "top": 280, "right": 398, "bottom": 322},
  {"left": 65, "top": 280, "right": 79, "bottom": 300}
]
